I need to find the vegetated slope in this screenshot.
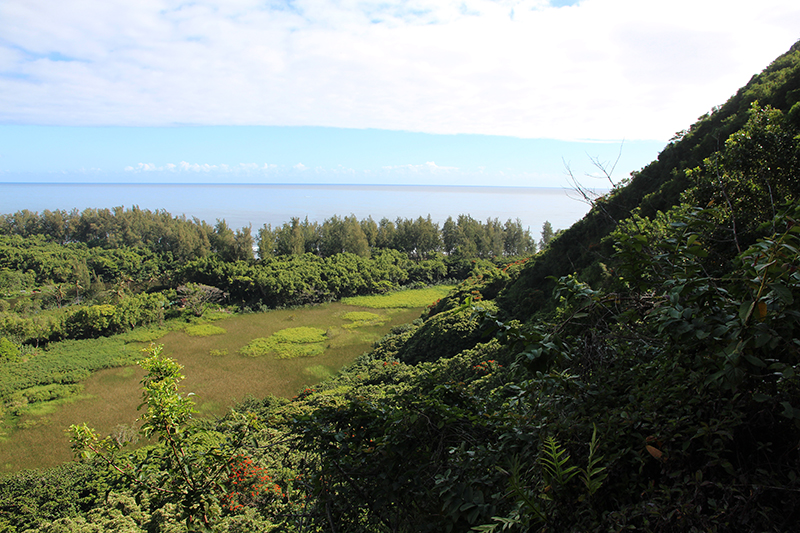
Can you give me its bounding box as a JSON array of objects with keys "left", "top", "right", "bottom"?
[
  {"left": 290, "top": 40, "right": 800, "bottom": 532},
  {"left": 4, "top": 42, "right": 800, "bottom": 533},
  {"left": 501, "top": 39, "right": 800, "bottom": 321}
]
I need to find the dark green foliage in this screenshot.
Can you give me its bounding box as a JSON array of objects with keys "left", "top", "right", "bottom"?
[
  {"left": 0, "top": 206, "right": 214, "bottom": 263},
  {"left": 370, "top": 320, "right": 422, "bottom": 361},
  {"left": 396, "top": 300, "right": 497, "bottom": 364},
  {"left": 539, "top": 220, "right": 554, "bottom": 249},
  {"left": 64, "top": 304, "right": 118, "bottom": 339},
  {"left": 0, "top": 462, "right": 106, "bottom": 531},
  {"left": 683, "top": 103, "right": 800, "bottom": 256},
  {"left": 293, "top": 340, "right": 513, "bottom": 532},
  {"left": 177, "top": 250, "right": 411, "bottom": 308}
]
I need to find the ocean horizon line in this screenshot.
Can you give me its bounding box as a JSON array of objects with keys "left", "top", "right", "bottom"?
[
  {"left": 1, "top": 181, "right": 598, "bottom": 234},
  {"left": 0, "top": 181, "right": 573, "bottom": 190}
]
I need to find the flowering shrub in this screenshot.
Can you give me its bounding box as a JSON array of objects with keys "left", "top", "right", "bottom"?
[
  {"left": 223, "top": 455, "right": 284, "bottom": 512},
  {"left": 473, "top": 360, "right": 502, "bottom": 375}
]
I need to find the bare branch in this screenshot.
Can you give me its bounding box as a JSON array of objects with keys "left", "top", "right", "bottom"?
[
  {"left": 563, "top": 141, "right": 625, "bottom": 225},
  {"left": 563, "top": 160, "right": 616, "bottom": 224},
  {"left": 587, "top": 140, "right": 624, "bottom": 188}
]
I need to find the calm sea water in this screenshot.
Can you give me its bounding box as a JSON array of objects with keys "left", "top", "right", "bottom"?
[{"left": 0, "top": 183, "right": 592, "bottom": 235}]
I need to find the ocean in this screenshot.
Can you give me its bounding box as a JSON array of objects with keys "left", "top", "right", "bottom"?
[{"left": 0, "top": 182, "right": 594, "bottom": 235}]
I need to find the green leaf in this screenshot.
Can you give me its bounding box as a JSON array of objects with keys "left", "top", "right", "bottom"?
[
  {"left": 686, "top": 245, "right": 708, "bottom": 258},
  {"left": 739, "top": 300, "right": 755, "bottom": 321},
  {"left": 754, "top": 331, "right": 773, "bottom": 348},
  {"left": 781, "top": 401, "right": 800, "bottom": 419},
  {"left": 744, "top": 354, "right": 767, "bottom": 368},
  {"left": 769, "top": 282, "right": 794, "bottom": 305}
]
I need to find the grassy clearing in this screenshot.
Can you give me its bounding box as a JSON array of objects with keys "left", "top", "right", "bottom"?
[
  {"left": 239, "top": 327, "right": 327, "bottom": 358},
  {"left": 0, "top": 287, "right": 451, "bottom": 472},
  {"left": 341, "top": 285, "right": 455, "bottom": 308},
  {"left": 341, "top": 311, "right": 387, "bottom": 329}
]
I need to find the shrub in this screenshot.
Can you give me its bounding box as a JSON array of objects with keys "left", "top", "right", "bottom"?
[{"left": 0, "top": 336, "right": 20, "bottom": 361}]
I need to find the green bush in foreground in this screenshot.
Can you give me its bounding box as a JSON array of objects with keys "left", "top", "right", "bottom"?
[{"left": 69, "top": 344, "right": 268, "bottom": 530}]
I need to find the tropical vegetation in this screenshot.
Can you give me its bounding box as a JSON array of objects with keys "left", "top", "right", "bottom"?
[{"left": 1, "top": 40, "right": 800, "bottom": 533}]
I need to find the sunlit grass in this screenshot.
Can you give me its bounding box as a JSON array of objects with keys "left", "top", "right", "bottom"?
[
  {"left": 195, "top": 400, "right": 224, "bottom": 414},
  {"left": 341, "top": 311, "right": 387, "bottom": 329},
  {"left": 17, "top": 393, "right": 95, "bottom": 420},
  {"left": 239, "top": 327, "right": 327, "bottom": 358},
  {"left": 341, "top": 285, "right": 455, "bottom": 308}
]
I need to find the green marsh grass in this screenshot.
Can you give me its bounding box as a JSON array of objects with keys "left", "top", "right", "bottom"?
[
  {"left": 239, "top": 327, "right": 327, "bottom": 358},
  {"left": 0, "top": 288, "right": 449, "bottom": 472},
  {"left": 341, "top": 285, "right": 454, "bottom": 308},
  {"left": 341, "top": 311, "right": 387, "bottom": 329}
]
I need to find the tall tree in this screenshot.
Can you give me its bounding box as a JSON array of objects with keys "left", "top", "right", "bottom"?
[
  {"left": 376, "top": 218, "right": 397, "bottom": 250},
  {"left": 257, "top": 224, "right": 276, "bottom": 259},
  {"left": 540, "top": 220, "right": 555, "bottom": 249},
  {"left": 211, "top": 219, "right": 237, "bottom": 261},
  {"left": 232, "top": 225, "right": 254, "bottom": 262}
]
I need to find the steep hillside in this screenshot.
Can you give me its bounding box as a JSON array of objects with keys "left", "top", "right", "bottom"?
[{"left": 501, "top": 40, "right": 800, "bottom": 320}]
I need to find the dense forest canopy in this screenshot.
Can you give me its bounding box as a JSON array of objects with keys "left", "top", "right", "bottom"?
[
  {"left": 0, "top": 208, "right": 539, "bottom": 349},
  {"left": 1, "top": 41, "right": 800, "bottom": 533},
  {"left": 0, "top": 209, "right": 537, "bottom": 264}
]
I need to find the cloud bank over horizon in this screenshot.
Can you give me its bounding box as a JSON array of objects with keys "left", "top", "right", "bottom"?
[{"left": 2, "top": 0, "right": 799, "bottom": 142}]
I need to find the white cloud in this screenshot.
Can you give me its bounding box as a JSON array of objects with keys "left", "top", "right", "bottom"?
[
  {"left": 383, "top": 161, "right": 459, "bottom": 173},
  {"left": 125, "top": 161, "right": 278, "bottom": 173},
  {"left": 1, "top": 0, "right": 798, "bottom": 140}
]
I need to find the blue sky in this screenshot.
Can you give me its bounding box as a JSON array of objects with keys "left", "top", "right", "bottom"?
[
  {"left": 0, "top": 125, "right": 663, "bottom": 186},
  {"left": 1, "top": 0, "right": 799, "bottom": 187}
]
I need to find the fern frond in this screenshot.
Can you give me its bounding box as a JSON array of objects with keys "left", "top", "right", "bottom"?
[
  {"left": 539, "top": 435, "right": 578, "bottom": 487},
  {"left": 581, "top": 424, "right": 608, "bottom": 496}
]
